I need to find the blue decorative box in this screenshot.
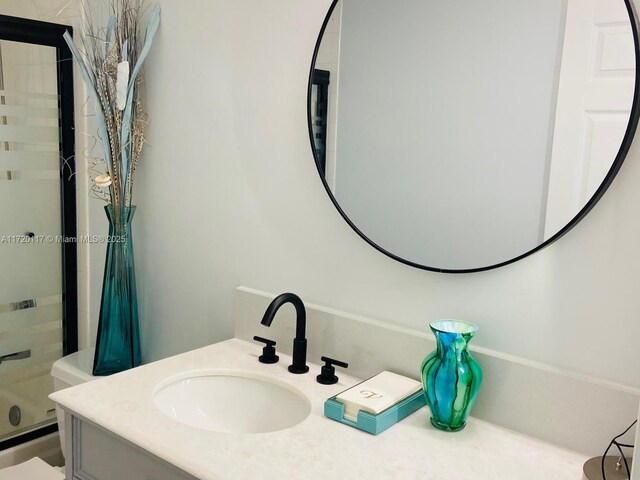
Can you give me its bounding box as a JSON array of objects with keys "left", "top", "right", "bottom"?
[{"left": 324, "top": 389, "right": 426, "bottom": 435}]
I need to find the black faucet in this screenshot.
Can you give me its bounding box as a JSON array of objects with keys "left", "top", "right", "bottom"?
[{"left": 260, "top": 293, "right": 309, "bottom": 374}]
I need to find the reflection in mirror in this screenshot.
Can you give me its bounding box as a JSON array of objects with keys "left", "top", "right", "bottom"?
[{"left": 310, "top": 0, "right": 638, "bottom": 271}]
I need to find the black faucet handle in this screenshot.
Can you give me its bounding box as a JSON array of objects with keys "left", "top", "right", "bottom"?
[
  {"left": 253, "top": 336, "right": 276, "bottom": 347},
  {"left": 253, "top": 336, "right": 279, "bottom": 364},
  {"left": 317, "top": 356, "right": 349, "bottom": 385},
  {"left": 321, "top": 356, "right": 348, "bottom": 369}
]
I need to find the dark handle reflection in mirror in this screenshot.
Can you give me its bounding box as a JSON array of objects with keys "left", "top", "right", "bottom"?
[
  {"left": 307, "top": 0, "right": 640, "bottom": 273},
  {"left": 310, "top": 69, "right": 330, "bottom": 174}
]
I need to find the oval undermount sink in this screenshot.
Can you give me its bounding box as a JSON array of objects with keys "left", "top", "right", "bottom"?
[{"left": 153, "top": 373, "right": 311, "bottom": 434}]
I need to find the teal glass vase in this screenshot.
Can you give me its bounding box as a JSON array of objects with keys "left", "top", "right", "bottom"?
[
  {"left": 93, "top": 205, "right": 141, "bottom": 376},
  {"left": 421, "top": 320, "right": 482, "bottom": 432}
]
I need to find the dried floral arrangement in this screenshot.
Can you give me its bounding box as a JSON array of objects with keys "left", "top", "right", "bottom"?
[{"left": 64, "top": 0, "right": 160, "bottom": 206}]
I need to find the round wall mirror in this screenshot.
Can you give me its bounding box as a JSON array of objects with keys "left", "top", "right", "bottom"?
[{"left": 308, "top": 0, "right": 640, "bottom": 273}]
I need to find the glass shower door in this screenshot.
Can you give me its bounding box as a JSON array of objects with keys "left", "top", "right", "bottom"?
[{"left": 0, "top": 38, "right": 67, "bottom": 443}]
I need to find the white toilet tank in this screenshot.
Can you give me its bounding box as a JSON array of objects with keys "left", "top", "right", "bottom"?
[{"left": 50, "top": 349, "right": 96, "bottom": 456}]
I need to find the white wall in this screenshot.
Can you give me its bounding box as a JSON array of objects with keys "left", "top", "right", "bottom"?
[
  {"left": 333, "top": 0, "right": 567, "bottom": 270},
  {"left": 125, "top": 0, "right": 640, "bottom": 395}
]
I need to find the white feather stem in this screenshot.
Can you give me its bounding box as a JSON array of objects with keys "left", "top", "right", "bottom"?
[{"left": 116, "top": 61, "right": 130, "bottom": 111}]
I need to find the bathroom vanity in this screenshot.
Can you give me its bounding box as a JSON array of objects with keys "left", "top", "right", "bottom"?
[{"left": 52, "top": 339, "right": 587, "bottom": 480}]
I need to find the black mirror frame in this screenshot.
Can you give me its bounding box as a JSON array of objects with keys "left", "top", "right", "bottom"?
[{"left": 306, "top": 0, "right": 640, "bottom": 274}]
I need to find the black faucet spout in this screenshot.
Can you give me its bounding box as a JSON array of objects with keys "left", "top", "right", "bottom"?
[{"left": 260, "top": 293, "right": 309, "bottom": 374}]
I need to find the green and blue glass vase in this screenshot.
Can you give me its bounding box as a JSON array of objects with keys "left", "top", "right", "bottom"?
[
  {"left": 93, "top": 205, "right": 141, "bottom": 376},
  {"left": 421, "top": 320, "right": 482, "bottom": 432}
]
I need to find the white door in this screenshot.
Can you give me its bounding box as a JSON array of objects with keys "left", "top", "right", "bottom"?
[{"left": 544, "top": 0, "right": 635, "bottom": 238}]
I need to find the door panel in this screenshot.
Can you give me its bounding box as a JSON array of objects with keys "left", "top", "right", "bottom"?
[{"left": 545, "top": 0, "right": 635, "bottom": 237}]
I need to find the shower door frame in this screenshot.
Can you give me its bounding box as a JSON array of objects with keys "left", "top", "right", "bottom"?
[{"left": 0, "top": 15, "right": 78, "bottom": 450}]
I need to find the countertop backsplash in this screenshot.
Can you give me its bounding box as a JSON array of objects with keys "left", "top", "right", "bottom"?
[{"left": 235, "top": 286, "right": 640, "bottom": 457}]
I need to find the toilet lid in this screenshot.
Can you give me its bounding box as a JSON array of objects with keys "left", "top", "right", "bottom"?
[{"left": 0, "top": 458, "right": 64, "bottom": 480}]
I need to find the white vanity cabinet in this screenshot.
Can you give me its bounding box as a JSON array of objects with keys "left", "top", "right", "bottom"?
[{"left": 64, "top": 412, "right": 198, "bottom": 480}]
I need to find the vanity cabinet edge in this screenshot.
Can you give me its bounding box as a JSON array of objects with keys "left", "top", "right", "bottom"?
[{"left": 64, "top": 411, "right": 198, "bottom": 480}]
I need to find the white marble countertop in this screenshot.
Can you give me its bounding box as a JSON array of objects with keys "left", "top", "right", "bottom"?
[{"left": 51, "top": 339, "right": 587, "bottom": 479}]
